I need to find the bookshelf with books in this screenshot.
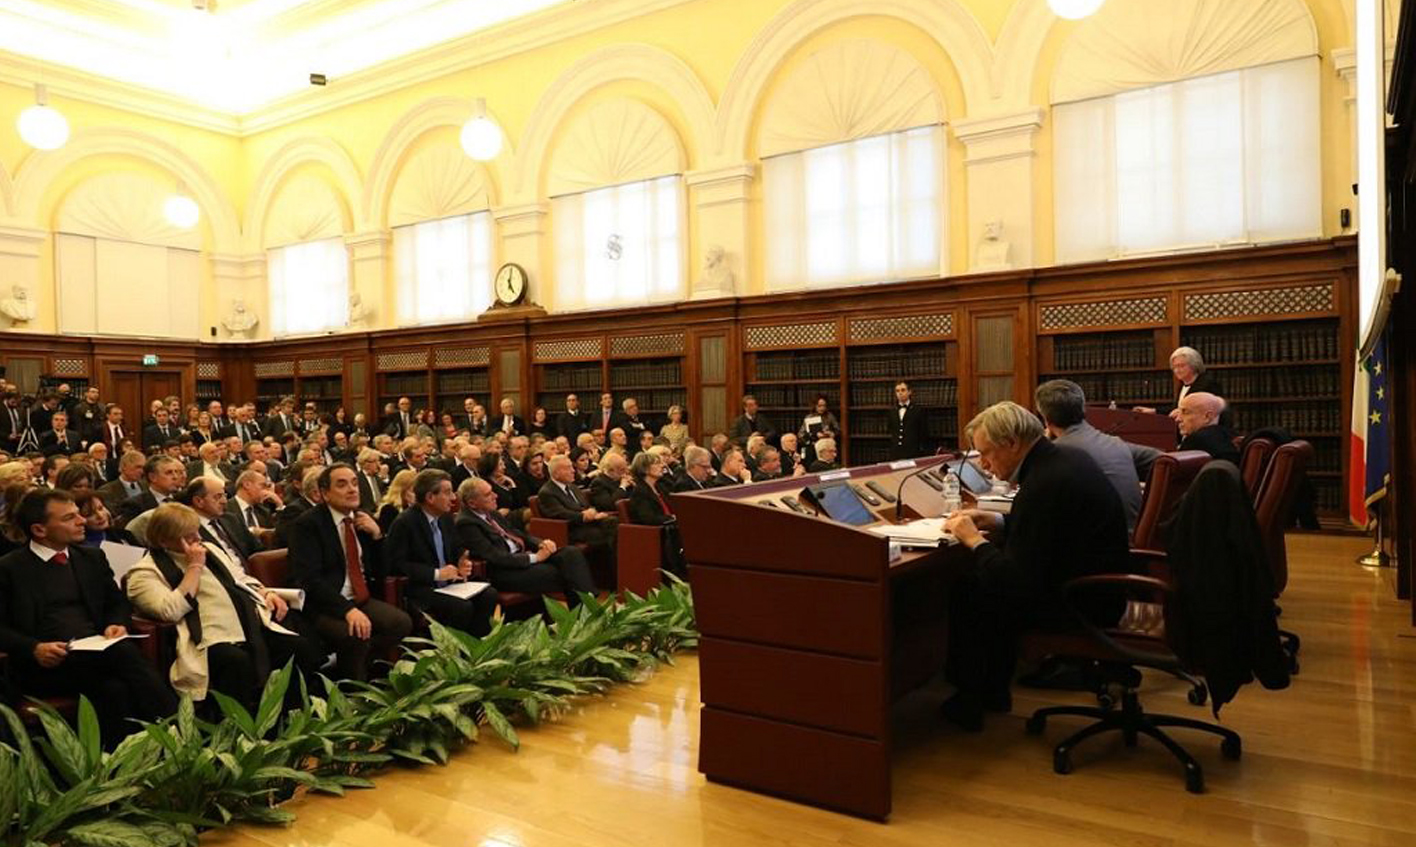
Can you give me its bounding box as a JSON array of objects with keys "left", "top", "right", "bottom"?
[
  {"left": 433, "top": 368, "right": 490, "bottom": 413},
  {"left": 378, "top": 371, "right": 430, "bottom": 413},
  {"left": 743, "top": 350, "right": 842, "bottom": 440},
  {"left": 254, "top": 377, "right": 294, "bottom": 412},
  {"left": 608, "top": 355, "right": 687, "bottom": 420},
  {"left": 535, "top": 362, "right": 604, "bottom": 418},
  {"left": 298, "top": 375, "right": 344, "bottom": 414},
  {"left": 195, "top": 380, "right": 223, "bottom": 404},
  {"left": 1036, "top": 329, "right": 1174, "bottom": 410},
  {"left": 845, "top": 342, "right": 958, "bottom": 466}
]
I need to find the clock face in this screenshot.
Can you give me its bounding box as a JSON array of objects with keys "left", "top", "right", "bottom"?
[{"left": 494, "top": 263, "right": 526, "bottom": 305}]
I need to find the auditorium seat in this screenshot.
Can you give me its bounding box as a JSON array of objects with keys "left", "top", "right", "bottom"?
[
  {"left": 1252, "top": 440, "right": 1314, "bottom": 669},
  {"left": 1239, "top": 437, "right": 1278, "bottom": 501},
  {"left": 526, "top": 496, "right": 570, "bottom": 547},
  {"left": 248, "top": 548, "right": 290, "bottom": 588},
  {"left": 614, "top": 499, "right": 663, "bottom": 596},
  {"left": 1131, "top": 451, "right": 1212, "bottom": 552}
]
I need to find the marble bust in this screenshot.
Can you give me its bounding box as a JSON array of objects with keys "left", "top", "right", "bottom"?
[
  {"left": 348, "top": 291, "right": 370, "bottom": 327},
  {"left": 699, "top": 245, "right": 735, "bottom": 293},
  {"left": 223, "top": 300, "right": 258, "bottom": 339},
  {"left": 976, "top": 220, "right": 1012, "bottom": 271},
  {"left": 0, "top": 286, "right": 36, "bottom": 324}
]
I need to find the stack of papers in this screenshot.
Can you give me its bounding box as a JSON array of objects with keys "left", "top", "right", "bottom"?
[
  {"left": 867, "top": 518, "right": 952, "bottom": 548},
  {"left": 975, "top": 494, "right": 1016, "bottom": 515},
  {"left": 68, "top": 633, "right": 149, "bottom": 652},
  {"left": 436, "top": 581, "right": 492, "bottom": 600}
]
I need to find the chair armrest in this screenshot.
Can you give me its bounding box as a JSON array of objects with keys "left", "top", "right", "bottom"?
[
  {"left": 1129, "top": 547, "right": 1171, "bottom": 580},
  {"left": 1062, "top": 574, "right": 1176, "bottom": 666},
  {"left": 467, "top": 558, "right": 488, "bottom": 580},
  {"left": 383, "top": 576, "right": 408, "bottom": 607}
]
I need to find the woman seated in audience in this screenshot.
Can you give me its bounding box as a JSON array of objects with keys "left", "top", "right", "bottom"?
[
  {"left": 72, "top": 490, "right": 137, "bottom": 547},
  {"left": 529, "top": 407, "right": 552, "bottom": 438},
  {"left": 54, "top": 463, "right": 96, "bottom": 493},
  {"left": 516, "top": 450, "right": 550, "bottom": 505},
  {"left": 627, "top": 451, "right": 686, "bottom": 577},
  {"left": 659, "top": 405, "right": 689, "bottom": 455},
  {"left": 377, "top": 469, "right": 418, "bottom": 534},
  {"left": 126, "top": 502, "right": 324, "bottom": 711},
  {"left": 184, "top": 404, "right": 202, "bottom": 432},
  {"left": 438, "top": 412, "right": 460, "bottom": 443},
  {"left": 570, "top": 447, "right": 597, "bottom": 486},
  {"left": 190, "top": 411, "right": 216, "bottom": 447},
  {"left": 478, "top": 450, "right": 526, "bottom": 524}
]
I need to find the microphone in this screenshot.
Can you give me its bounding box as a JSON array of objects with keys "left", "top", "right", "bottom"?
[{"left": 894, "top": 457, "right": 952, "bottom": 522}]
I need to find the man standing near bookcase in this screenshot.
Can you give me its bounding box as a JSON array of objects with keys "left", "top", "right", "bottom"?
[
  {"left": 890, "top": 382, "right": 928, "bottom": 460},
  {"left": 729, "top": 395, "right": 777, "bottom": 447}
]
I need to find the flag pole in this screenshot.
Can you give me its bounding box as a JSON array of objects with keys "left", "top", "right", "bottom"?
[{"left": 1356, "top": 502, "right": 1390, "bottom": 568}]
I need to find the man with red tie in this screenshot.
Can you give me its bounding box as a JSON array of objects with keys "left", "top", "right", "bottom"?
[
  {"left": 596, "top": 392, "right": 615, "bottom": 437},
  {"left": 288, "top": 464, "right": 411, "bottom": 681},
  {"left": 455, "top": 477, "right": 596, "bottom": 604}
]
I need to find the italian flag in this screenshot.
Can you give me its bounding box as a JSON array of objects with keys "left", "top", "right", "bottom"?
[{"left": 1348, "top": 360, "right": 1370, "bottom": 527}]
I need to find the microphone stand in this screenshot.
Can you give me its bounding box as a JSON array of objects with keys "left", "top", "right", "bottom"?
[{"left": 894, "top": 460, "right": 953, "bottom": 523}]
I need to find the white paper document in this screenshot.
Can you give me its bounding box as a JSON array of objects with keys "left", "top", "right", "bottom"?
[
  {"left": 867, "top": 518, "right": 954, "bottom": 548},
  {"left": 68, "top": 633, "right": 149, "bottom": 652},
  {"left": 435, "top": 581, "right": 493, "bottom": 600},
  {"left": 268, "top": 587, "right": 305, "bottom": 611},
  {"left": 101, "top": 541, "right": 146, "bottom": 586}
]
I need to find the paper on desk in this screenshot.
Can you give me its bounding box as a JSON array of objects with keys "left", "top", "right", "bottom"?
[
  {"left": 868, "top": 518, "right": 952, "bottom": 547},
  {"left": 435, "top": 581, "right": 492, "bottom": 600},
  {"left": 101, "top": 541, "right": 146, "bottom": 586},
  {"left": 68, "top": 633, "right": 149, "bottom": 652},
  {"left": 975, "top": 494, "right": 1014, "bottom": 515}
]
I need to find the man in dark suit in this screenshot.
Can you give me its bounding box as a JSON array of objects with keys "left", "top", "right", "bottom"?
[
  {"left": 589, "top": 452, "right": 633, "bottom": 512},
  {"left": 287, "top": 464, "right": 412, "bottom": 681},
  {"left": 355, "top": 449, "right": 387, "bottom": 514},
  {"left": 455, "top": 478, "right": 596, "bottom": 604},
  {"left": 142, "top": 407, "right": 178, "bottom": 451},
  {"left": 0, "top": 489, "right": 177, "bottom": 745},
  {"left": 86, "top": 443, "right": 115, "bottom": 484},
  {"left": 556, "top": 393, "right": 592, "bottom": 443},
  {"left": 72, "top": 387, "right": 104, "bottom": 443},
  {"left": 96, "top": 450, "right": 148, "bottom": 514},
  {"left": 537, "top": 456, "right": 618, "bottom": 548},
  {"left": 673, "top": 446, "right": 715, "bottom": 493},
  {"left": 710, "top": 449, "right": 749, "bottom": 487},
  {"left": 449, "top": 444, "right": 482, "bottom": 491},
  {"left": 221, "top": 407, "right": 262, "bottom": 445},
  {"left": 263, "top": 398, "right": 299, "bottom": 441},
  {"left": 117, "top": 455, "right": 185, "bottom": 527},
  {"left": 941, "top": 402, "right": 1130, "bottom": 732},
  {"left": 609, "top": 398, "right": 649, "bottom": 458},
  {"left": 594, "top": 392, "right": 615, "bottom": 436},
  {"left": 494, "top": 397, "right": 525, "bottom": 438},
  {"left": 273, "top": 467, "right": 320, "bottom": 548},
  {"left": 39, "top": 410, "right": 81, "bottom": 457},
  {"left": 0, "top": 392, "right": 26, "bottom": 454},
  {"left": 181, "top": 477, "right": 262, "bottom": 563},
  {"left": 385, "top": 470, "right": 498, "bottom": 636},
  {"left": 97, "top": 404, "right": 128, "bottom": 452},
  {"left": 889, "top": 381, "right": 928, "bottom": 460},
  {"left": 207, "top": 400, "right": 232, "bottom": 433},
  {"left": 728, "top": 395, "right": 777, "bottom": 446},
  {"left": 1176, "top": 392, "right": 1240, "bottom": 464},
  {"left": 227, "top": 469, "right": 279, "bottom": 545},
  {"left": 29, "top": 394, "right": 60, "bottom": 437},
  {"left": 383, "top": 396, "right": 415, "bottom": 439}
]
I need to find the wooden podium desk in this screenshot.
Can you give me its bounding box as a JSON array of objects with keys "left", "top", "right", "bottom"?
[
  {"left": 1086, "top": 406, "right": 1179, "bottom": 452},
  {"left": 672, "top": 455, "right": 967, "bottom": 821}
]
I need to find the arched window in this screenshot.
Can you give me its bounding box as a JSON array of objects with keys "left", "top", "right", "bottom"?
[{"left": 264, "top": 171, "right": 350, "bottom": 337}]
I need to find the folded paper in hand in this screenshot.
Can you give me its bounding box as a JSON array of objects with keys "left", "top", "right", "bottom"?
[
  {"left": 268, "top": 587, "right": 305, "bottom": 611},
  {"left": 68, "top": 633, "right": 149, "bottom": 652},
  {"left": 435, "top": 581, "right": 492, "bottom": 600}
]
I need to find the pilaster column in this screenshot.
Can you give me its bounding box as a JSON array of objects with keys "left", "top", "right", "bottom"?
[
  {"left": 0, "top": 225, "right": 48, "bottom": 332},
  {"left": 685, "top": 164, "right": 754, "bottom": 298},
  {"left": 210, "top": 253, "right": 267, "bottom": 340},
  {"left": 952, "top": 108, "right": 1044, "bottom": 272},
  {"left": 492, "top": 203, "right": 550, "bottom": 306},
  {"left": 345, "top": 230, "right": 390, "bottom": 330}
]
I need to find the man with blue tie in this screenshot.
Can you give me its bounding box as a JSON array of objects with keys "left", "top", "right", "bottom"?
[{"left": 384, "top": 469, "right": 498, "bottom": 637}]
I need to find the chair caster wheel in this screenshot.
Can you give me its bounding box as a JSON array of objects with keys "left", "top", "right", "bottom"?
[
  {"left": 1025, "top": 715, "right": 1046, "bottom": 735},
  {"left": 1053, "top": 749, "right": 1073, "bottom": 775},
  {"left": 1184, "top": 765, "right": 1204, "bottom": 794},
  {"left": 1221, "top": 736, "right": 1242, "bottom": 760},
  {"left": 1188, "top": 684, "right": 1208, "bottom": 706},
  {"left": 1096, "top": 693, "right": 1115, "bottom": 710}
]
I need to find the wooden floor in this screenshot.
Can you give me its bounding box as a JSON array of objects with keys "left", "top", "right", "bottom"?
[{"left": 209, "top": 533, "right": 1416, "bottom": 847}]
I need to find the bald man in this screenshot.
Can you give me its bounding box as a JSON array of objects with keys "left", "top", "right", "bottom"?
[{"left": 1176, "top": 392, "right": 1239, "bottom": 465}]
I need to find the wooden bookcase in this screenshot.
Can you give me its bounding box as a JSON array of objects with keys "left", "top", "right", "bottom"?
[
  {"left": 1036, "top": 328, "right": 1175, "bottom": 410},
  {"left": 845, "top": 342, "right": 958, "bottom": 465},
  {"left": 743, "top": 349, "right": 842, "bottom": 442},
  {"left": 432, "top": 367, "right": 491, "bottom": 412},
  {"left": 535, "top": 361, "right": 604, "bottom": 417},
  {"left": 608, "top": 355, "right": 687, "bottom": 420}
]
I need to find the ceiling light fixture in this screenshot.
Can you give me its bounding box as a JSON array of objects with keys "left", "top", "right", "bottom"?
[
  {"left": 1047, "top": 0, "right": 1106, "bottom": 20},
  {"left": 460, "top": 97, "right": 503, "bottom": 161},
  {"left": 164, "top": 185, "right": 201, "bottom": 229},
  {"left": 17, "top": 84, "right": 70, "bottom": 151}
]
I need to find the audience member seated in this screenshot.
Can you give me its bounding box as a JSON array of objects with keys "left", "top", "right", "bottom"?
[
  {"left": 39, "top": 410, "right": 81, "bottom": 457},
  {"left": 41, "top": 454, "right": 69, "bottom": 489},
  {"left": 456, "top": 478, "right": 596, "bottom": 606},
  {"left": 479, "top": 452, "right": 525, "bottom": 524},
  {"left": 448, "top": 444, "right": 481, "bottom": 491},
  {"left": 538, "top": 456, "right": 618, "bottom": 549},
  {"left": 627, "top": 451, "right": 686, "bottom": 578},
  {"left": 494, "top": 397, "right": 525, "bottom": 437},
  {"left": 117, "top": 455, "right": 185, "bottom": 527},
  {"left": 1035, "top": 380, "right": 1160, "bottom": 532},
  {"left": 72, "top": 490, "right": 136, "bottom": 547},
  {"left": 729, "top": 395, "right": 777, "bottom": 445},
  {"left": 377, "top": 469, "right": 417, "bottom": 535},
  {"left": 228, "top": 470, "right": 279, "bottom": 543},
  {"left": 273, "top": 467, "right": 322, "bottom": 548},
  {"left": 97, "top": 450, "right": 147, "bottom": 514},
  {"left": 288, "top": 464, "right": 413, "bottom": 681},
  {"left": 143, "top": 407, "right": 179, "bottom": 449},
  {"left": 939, "top": 402, "right": 1131, "bottom": 732},
  {"left": 1176, "top": 392, "right": 1240, "bottom": 465},
  {"left": 778, "top": 432, "right": 805, "bottom": 477},
  {"left": 54, "top": 463, "right": 96, "bottom": 494},
  {"left": 711, "top": 449, "right": 750, "bottom": 487},
  {"left": 674, "top": 446, "right": 715, "bottom": 493},
  {"left": 589, "top": 452, "right": 633, "bottom": 512},
  {"left": 610, "top": 399, "right": 650, "bottom": 457},
  {"left": 126, "top": 502, "right": 325, "bottom": 710},
  {"left": 751, "top": 447, "right": 796, "bottom": 482},
  {"left": 807, "top": 437, "right": 839, "bottom": 472},
  {"left": 516, "top": 451, "right": 550, "bottom": 505},
  {"left": 187, "top": 441, "right": 231, "bottom": 487},
  {"left": 0, "top": 489, "right": 177, "bottom": 745},
  {"left": 385, "top": 469, "right": 498, "bottom": 637}
]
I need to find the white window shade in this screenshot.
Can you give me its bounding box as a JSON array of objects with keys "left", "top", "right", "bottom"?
[
  {"left": 268, "top": 237, "right": 349, "bottom": 337},
  {"left": 764, "top": 125, "right": 943, "bottom": 291},
  {"left": 1054, "top": 57, "right": 1321, "bottom": 263},
  {"left": 552, "top": 176, "right": 684, "bottom": 312},
  {"left": 394, "top": 213, "right": 494, "bottom": 325}
]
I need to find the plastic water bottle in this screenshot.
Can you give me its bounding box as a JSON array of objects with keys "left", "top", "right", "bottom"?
[{"left": 942, "top": 471, "right": 962, "bottom": 515}]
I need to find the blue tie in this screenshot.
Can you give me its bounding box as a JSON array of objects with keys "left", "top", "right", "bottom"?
[{"left": 430, "top": 516, "right": 446, "bottom": 584}]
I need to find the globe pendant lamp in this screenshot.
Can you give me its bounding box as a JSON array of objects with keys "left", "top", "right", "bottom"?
[
  {"left": 164, "top": 184, "right": 200, "bottom": 229},
  {"left": 460, "top": 97, "right": 503, "bottom": 161},
  {"left": 17, "top": 84, "right": 70, "bottom": 151},
  {"left": 1048, "top": 0, "right": 1106, "bottom": 20}
]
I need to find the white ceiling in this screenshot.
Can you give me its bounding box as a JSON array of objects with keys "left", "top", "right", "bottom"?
[{"left": 0, "top": 0, "right": 571, "bottom": 115}]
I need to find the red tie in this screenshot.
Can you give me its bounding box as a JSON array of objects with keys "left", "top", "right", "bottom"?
[
  {"left": 483, "top": 513, "right": 523, "bottom": 553},
  {"left": 52, "top": 550, "right": 68, "bottom": 565},
  {"left": 656, "top": 488, "right": 673, "bottom": 516},
  {"left": 342, "top": 517, "right": 370, "bottom": 605}
]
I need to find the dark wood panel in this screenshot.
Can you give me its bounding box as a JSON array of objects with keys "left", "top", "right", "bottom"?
[
  {"left": 700, "top": 707, "right": 890, "bottom": 821},
  {"left": 691, "top": 568, "right": 885, "bottom": 659},
  {"left": 699, "top": 637, "right": 887, "bottom": 737}
]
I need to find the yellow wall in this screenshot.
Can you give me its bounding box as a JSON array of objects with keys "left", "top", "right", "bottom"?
[{"left": 0, "top": 0, "right": 1361, "bottom": 340}]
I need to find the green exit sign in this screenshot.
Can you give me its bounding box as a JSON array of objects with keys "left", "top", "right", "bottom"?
[{"left": 142, "top": 354, "right": 160, "bottom": 367}]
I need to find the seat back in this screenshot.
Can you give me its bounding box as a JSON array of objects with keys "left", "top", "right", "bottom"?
[
  {"left": 616, "top": 499, "right": 632, "bottom": 523},
  {"left": 248, "top": 548, "right": 290, "bottom": 588},
  {"left": 1252, "top": 440, "right": 1313, "bottom": 596},
  {"left": 528, "top": 496, "right": 543, "bottom": 518},
  {"left": 1238, "top": 437, "right": 1277, "bottom": 501},
  {"left": 1131, "top": 451, "right": 1212, "bottom": 550}
]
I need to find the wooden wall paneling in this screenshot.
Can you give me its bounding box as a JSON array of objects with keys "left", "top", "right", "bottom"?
[{"left": 970, "top": 310, "right": 1018, "bottom": 415}]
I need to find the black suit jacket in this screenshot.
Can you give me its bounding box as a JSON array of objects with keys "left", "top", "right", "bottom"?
[
  {"left": 0, "top": 545, "right": 130, "bottom": 665},
  {"left": 288, "top": 506, "right": 384, "bottom": 618},
  {"left": 454, "top": 510, "right": 542, "bottom": 571},
  {"left": 890, "top": 404, "right": 928, "bottom": 460},
  {"left": 39, "top": 428, "right": 81, "bottom": 456},
  {"left": 671, "top": 474, "right": 710, "bottom": 494},
  {"left": 449, "top": 464, "right": 479, "bottom": 491},
  {"left": 385, "top": 508, "right": 464, "bottom": 593},
  {"left": 142, "top": 423, "right": 177, "bottom": 449},
  {"left": 588, "top": 475, "right": 630, "bottom": 513},
  {"left": 709, "top": 472, "right": 741, "bottom": 488},
  {"left": 263, "top": 413, "right": 298, "bottom": 440},
  {"left": 273, "top": 496, "right": 316, "bottom": 548},
  {"left": 536, "top": 479, "right": 594, "bottom": 524},
  {"left": 0, "top": 405, "right": 26, "bottom": 449},
  {"left": 556, "top": 410, "right": 592, "bottom": 442},
  {"left": 1179, "top": 424, "right": 1241, "bottom": 465},
  {"left": 357, "top": 471, "right": 384, "bottom": 514},
  {"left": 220, "top": 421, "right": 263, "bottom": 445},
  {"left": 226, "top": 497, "right": 275, "bottom": 530},
  {"left": 628, "top": 480, "right": 674, "bottom": 526},
  {"left": 608, "top": 413, "right": 649, "bottom": 453},
  {"left": 493, "top": 414, "right": 526, "bottom": 437},
  {"left": 199, "top": 514, "right": 260, "bottom": 563},
  {"left": 117, "top": 491, "right": 165, "bottom": 527},
  {"left": 728, "top": 413, "right": 777, "bottom": 444}
]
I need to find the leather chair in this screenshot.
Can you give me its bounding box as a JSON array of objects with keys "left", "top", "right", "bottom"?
[
  {"left": 614, "top": 499, "right": 664, "bottom": 597},
  {"left": 1239, "top": 437, "right": 1278, "bottom": 501},
  {"left": 526, "top": 496, "right": 570, "bottom": 547},
  {"left": 1130, "top": 451, "right": 1212, "bottom": 552},
  {"left": 248, "top": 548, "right": 290, "bottom": 588},
  {"left": 1252, "top": 440, "right": 1314, "bottom": 668}
]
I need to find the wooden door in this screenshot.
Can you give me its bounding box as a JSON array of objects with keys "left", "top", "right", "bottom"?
[{"left": 109, "top": 370, "right": 183, "bottom": 449}]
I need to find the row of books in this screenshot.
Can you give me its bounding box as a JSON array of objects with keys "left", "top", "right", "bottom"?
[
  {"left": 435, "top": 372, "right": 490, "bottom": 394},
  {"left": 381, "top": 374, "right": 430, "bottom": 395},
  {"left": 1307, "top": 447, "right": 1342, "bottom": 473},
  {"left": 849, "top": 380, "right": 957, "bottom": 407},
  {"left": 1231, "top": 403, "right": 1341, "bottom": 434},
  {"left": 195, "top": 380, "right": 223, "bottom": 401},
  {"left": 300, "top": 378, "right": 343, "bottom": 398},
  {"left": 1052, "top": 336, "right": 1155, "bottom": 371},
  {"left": 1216, "top": 367, "right": 1340, "bottom": 399},
  {"left": 539, "top": 364, "right": 604, "bottom": 391},
  {"left": 1182, "top": 323, "right": 1337, "bottom": 364},
  {"left": 754, "top": 352, "right": 840, "bottom": 381},
  {"left": 745, "top": 385, "right": 841, "bottom": 409},
  {"left": 608, "top": 360, "right": 683, "bottom": 388},
  {"left": 1312, "top": 480, "right": 1343, "bottom": 512},
  {"left": 1039, "top": 373, "right": 1171, "bottom": 405},
  {"left": 847, "top": 346, "right": 948, "bottom": 379},
  {"left": 853, "top": 443, "right": 892, "bottom": 465}
]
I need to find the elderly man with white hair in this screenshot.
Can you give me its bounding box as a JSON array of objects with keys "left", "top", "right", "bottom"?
[
  {"left": 1176, "top": 392, "right": 1239, "bottom": 465},
  {"left": 938, "top": 401, "right": 1130, "bottom": 732}
]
